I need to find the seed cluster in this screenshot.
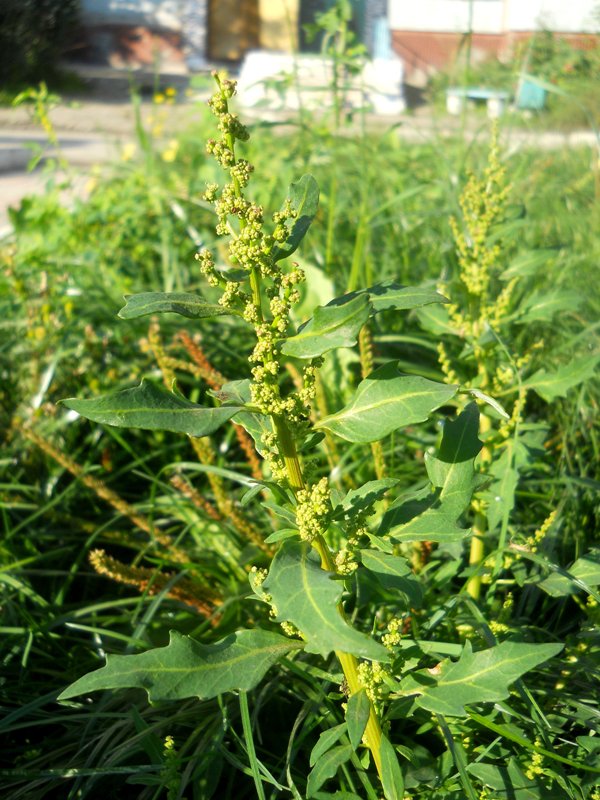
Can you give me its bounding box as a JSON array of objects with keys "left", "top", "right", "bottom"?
[
  {"left": 295, "top": 477, "right": 331, "bottom": 542},
  {"left": 356, "top": 660, "right": 388, "bottom": 706},
  {"left": 201, "top": 74, "right": 320, "bottom": 477}
]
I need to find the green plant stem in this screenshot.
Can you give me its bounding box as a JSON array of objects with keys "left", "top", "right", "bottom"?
[
  {"left": 221, "top": 75, "right": 385, "bottom": 781},
  {"left": 249, "top": 266, "right": 263, "bottom": 317},
  {"left": 466, "top": 411, "right": 492, "bottom": 599},
  {"left": 272, "top": 412, "right": 385, "bottom": 781},
  {"left": 325, "top": 171, "right": 338, "bottom": 272},
  {"left": 358, "top": 324, "right": 387, "bottom": 481}
]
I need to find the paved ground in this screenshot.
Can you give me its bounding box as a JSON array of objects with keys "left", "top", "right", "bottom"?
[{"left": 1, "top": 80, "right": 597, "bottom": 233}]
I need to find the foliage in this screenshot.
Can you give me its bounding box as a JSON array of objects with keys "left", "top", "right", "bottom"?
[
  {"left": 0, "top": 0, "right": 79, "bottom": 90},
  {"left": 428, "top": 30, "right": 600, "bottom": 129},
  {"left": 1, "top": 76, "right": 599, "bottom": 800}
]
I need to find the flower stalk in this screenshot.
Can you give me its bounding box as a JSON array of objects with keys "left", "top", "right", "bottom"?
[{"left": 204, "top": 71, "right": 387, "bottom": 783}]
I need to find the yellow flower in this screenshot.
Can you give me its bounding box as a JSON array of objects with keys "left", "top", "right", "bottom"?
[
  {"left": 153, "top": 92, "right": 166, "bottom": 104},
  {"left": 121, "top": 142, "right": 136, "bottom": 162},
  {"left": 161, "top": 140, "right": 179, "bottom": 162}
]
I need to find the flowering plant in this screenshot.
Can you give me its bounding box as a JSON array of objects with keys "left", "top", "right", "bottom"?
[{"left": 58, "top": 75, "right": 562, "bottom": 797}]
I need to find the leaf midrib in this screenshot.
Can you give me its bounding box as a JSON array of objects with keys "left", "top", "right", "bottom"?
[
  {"left": 290, "top": 297, "right": 369, "bottom": 343},
  {"left": 319, "top": 388, "right": 440, "bottom": 426}
]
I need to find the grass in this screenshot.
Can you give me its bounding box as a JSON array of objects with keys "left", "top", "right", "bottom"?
[{"left": 1, "top": 98, "right": 599, "bottom": 798}]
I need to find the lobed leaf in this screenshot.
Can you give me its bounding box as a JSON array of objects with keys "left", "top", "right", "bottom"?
[
  {"left": 272, "top": 174, "right": 320, "bottom": 262},
  {"left": 523, "top": 353, "right": 600, "bottom": 402},
  {"left": 416, "top": 303, "right": 461, "bottom": 337},
  {"left": 501, "top": 249, "right": 556, "bottom": 281},
  {"left": 118, "top": 291, "right": 236, "bottom": 320},
  {"left": 263, "top": 541, "right": 389, "bottom": 662},
  {"left": 359, "top": 550, "right": 411, "bottom": 578},
  {"left": 62, "top": 380, "right": 240, "bottom": 437},
  {"left": 282, "top": 294, "right": 371, "bottom": 359},
  {"left": 468, "top": 758, "right": 543, "bottom": 799},
  {"left": 398, "top": 640, "right": 563, "bottom": 716},
  {"left": 315, "top": 363, "right": 457, "bottom": 443},
  {"left": 58, "top": 629, "right": 303, "bottom": 703}
]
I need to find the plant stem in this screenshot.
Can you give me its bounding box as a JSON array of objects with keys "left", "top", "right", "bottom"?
[
  {"left": 466, "top": 411, "right": 492, "bottom": 599},
  {"left": 272, "top": 412, "right": 385, "bottom": 781},
  {"left": 272, "top": 415, "right": 305, "bottom": 492}
]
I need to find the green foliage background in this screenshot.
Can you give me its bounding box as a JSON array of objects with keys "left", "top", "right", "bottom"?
[{"left": 1, "top": 94, "right": 599, "bottom": 799}]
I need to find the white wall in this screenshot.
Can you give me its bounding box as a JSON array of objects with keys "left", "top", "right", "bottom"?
[
  {"left": 507, "top": 0, "right": 598, "bottom": 32},
  {"left": 388, "top": 0, "right": 599, "bottom": 33},
  {"left": 80, "top": 0, "right": 183, "bottom": 31}
]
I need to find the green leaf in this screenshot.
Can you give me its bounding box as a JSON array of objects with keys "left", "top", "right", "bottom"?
[
  {"left": 417, "top": 303, "right": 461, "bottom": 336},
  {"left": 333, "top": 478, "right": 399, "bottom": 519},
  {"left": 467, "top": 388, "right": 509, "bottom": 419},
  {"left": 306, "top": 745, "right": 354, "bottom": 797},
  {"left": 501, "top": 249, "right": 556, "bottom": 281},
  {"left": 346, "top": 689, "right": 370, "bottom": 750},
  {"left": 360, "top": 549, "right": 424, "bottom": 606},
  {"left": 315, "top": 363, "right": 457, "bottom": 443},
  {"left": 62, "top": 380, "right": 240, "bottom": 437},
  {"left": 329, "top": 281, "right": 449, "bottom": 314},
  {"left": 264, "top": 528, "right": 299, "bottom": 544},
  {"left": 360, "top": 550, "right": 411, "bottom": 578},
  {"left": 380, "top": 403, "right": 483, "bottom": 543},
  {"left": 385, "top": 510, "right": 467, "bottom": 543},
  {"left": 398, "top": 640, "right": 563, "bottom": 716},
  {"left": 538, "top": 550, "right": 600, "bottom": 597},
  {"left": 58, "top": 629, "right": 302, "bottom": 702},
  {"left": 484, "top": 444, "right": 518, "bottom": 533},
  {"left": 379, "top": 735, "right": 404, "bottom": 800},
  {"left": 282, "top": 295, "right": 371, "bottom": 359},
  {"left": 213, "top": 379, "right": 272, "bottom": 456},
  {"left": 309, "top": 724, "right": 347, "bottom": 767},
  {"left": 118, "top": 292, "right": 235, "bottom": 320},
  {"left": 517, "top": 289, "right": 581, "bottom": 325},
  {"left": 272, "top": 174, "right": 320, "bottom": 262},
  {"left": 523, "top": 354, "right": 600, "bottom": 402},
  {"left": 468, "top": 758, "right": 545, "bottom": 799},
  {"left": 263, "top": 541, "right": 389, "bottom": 662}
]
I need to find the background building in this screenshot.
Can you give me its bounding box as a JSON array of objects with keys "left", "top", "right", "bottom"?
[{"left": 388, "top": 0, "right": 599, "bottom": 82}]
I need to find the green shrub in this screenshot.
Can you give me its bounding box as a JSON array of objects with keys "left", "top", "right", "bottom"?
[{"left": 0, "top": 0, "right": 79, "bottom": 88}]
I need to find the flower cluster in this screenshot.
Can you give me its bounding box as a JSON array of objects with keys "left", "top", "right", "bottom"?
[
  {"left": 381, "top": 617, "right": 403, "bottom": 649},
  {"left": 449, "top": 130, "right": 509, "bottom": 303},
  {"left": 202, "top": 74, "right": 319, "bottom": 466},
  {"left": 525, "top": 509, "right": 557, "bottom": 552},
  {"left": 333, "top": 502, "right": 373, "bottom": 575},
  {"left": 357, "top": 660, "right": 388, "bottom": 706},
  {"left": 295, "top": 477, "right": 331, "bottom": 542}
]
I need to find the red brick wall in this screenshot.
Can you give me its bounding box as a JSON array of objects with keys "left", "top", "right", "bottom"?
[{"left": 393, "top": 30, "right": 599, "bottom": 81}]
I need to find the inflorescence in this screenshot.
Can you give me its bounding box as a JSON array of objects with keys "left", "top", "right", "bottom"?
[{"left": 200, "top": 73, "right": 325, "bottom": 481}]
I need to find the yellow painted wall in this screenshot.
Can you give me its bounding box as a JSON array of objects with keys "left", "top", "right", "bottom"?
[{"left": 259, "top": 0, "right": 299, "bottom": 51}]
